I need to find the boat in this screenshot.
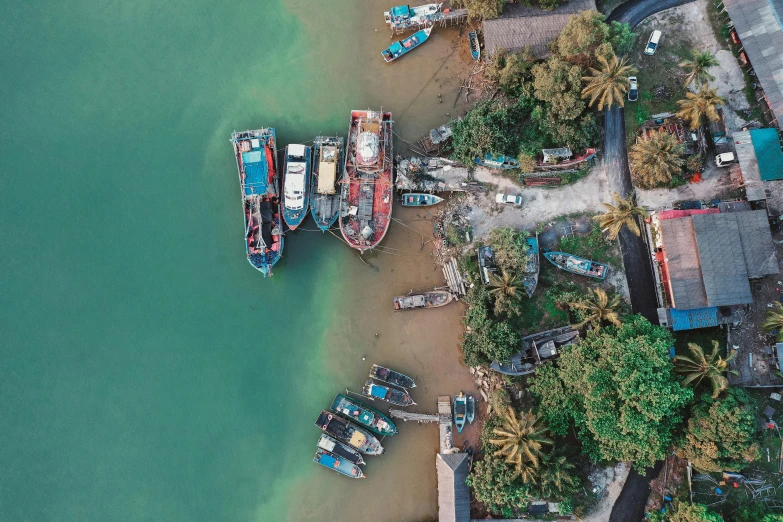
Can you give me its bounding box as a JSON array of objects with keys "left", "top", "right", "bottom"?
[
  {"left": 468, "top": 31, "right": 480, "bottom": 61},
  {"left": 317, "top": 433, "right": 365, "bottom": 465},
  {"left": 339, "top": 110, "right": 393, "bottom": 252},
  {"left": 478, "top": 245, "right": 496, "bottom": 285},
  {"left": 393, "top": 290, "right": 454, "bottom": 310},
  {"left": 310, "top": 136, "right": 344, "bottom": 231},
  {"left": 370, "top": 364, "right": 417, "bottom": 389},
  {"left": 474, "top": 153, "right": 520, "bottom": 170},
  {"left": 382, "top": 27, "right": 433, "bottom": 63},
  {"left": 313, "top": 448, "right": 365, "bottom": 478},
  {"left": 315, "top": 409, "right": 384, "bottom": 455},
  {"left": 537, "top": 147, "right": 598, "bottom": 169},
  {"left": 282, "top": 144, "right": 312, "bottom": 230},
  {"left": 230, "top": 129, "right": 284, "bottom": 276},
  {"left": 362, "top": 380, "right": 416, "bottom": 407},
  {"left": 454, "top": 392, "right": 467, "bottom": 434},
  {"left": 522, "top": 233, "right": 540, "bottom": 297},
  {"left": 401, "top": 193, "right": 444, "bottom": 207},
  {"left": 490, "top": 325, "right": 579, "bottom": 376},
  {"left": 466, "top": 393, "right": 475, "bottom": 424},
  {"left": 331, "top": 393, "right": 398, "bottom": 437},
  {"left": 384, "top": 3, "right": 443, "bottom": 32},
  {"left": 544, "top": 251, "right": 608, "bottom": 280}
]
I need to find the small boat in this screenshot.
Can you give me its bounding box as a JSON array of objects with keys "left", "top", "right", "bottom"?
[
  {"left": 315, "top": 410, "right": 384, "bottom": 455},
  {"left": 382, "top": 27, "right": 433, "bottom": 63},
  {"left": 282, "top": 144, "right": 312, "bottom": 230},
  {"left": 310, "top": 136, "right": 344, "bottom": 231},
  {"left": 384, "top": 3, "right": 443, "bottom": 32},
  {"left": 538, "top": 147, "right": 598, "bottom": 169},
  {"left": 491, "top": 325, "right": 579, "bottom": 376},
  {"left": 401, "top": 193, "right": 444, "bottom": 207},
  {"left": 466, "top": 394, "right": 475, "bottom": 424},
  {"left": 370, "top": 364, "right": 417, "bottom": 389},
  {"left": 317, "top": 433, "right": 365, "bottom": 465},
  {"left": 313, "top": 448, "right": 365, "bottom": 478},
  {"left": 454, "top": 392, "right": 467, "bottom": 434},
  {"left": 478, "top": 245, "right": 496, "bottom": 285},
  {"left": 474, "top": 153, "right": 520, "bottom": 170},
  {"left": 544, "top": 251, "right": 608, "bottom": 280},
  {"left": 331, "top": 394, "right": 398, "bottom": 437},
  {"left": 393, "top": 290, "right": 453, "bottom": 310},
  {"left": 362, "top": 380, "right": 416, "bottom": 407},
  {"left": 522, "top": 233, "right": 540, "bottom": 297},
  {"left": 468, "top": 31, "right": 480, "bottom": 61}
]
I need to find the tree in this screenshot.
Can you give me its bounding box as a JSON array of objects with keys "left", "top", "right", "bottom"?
[
  {"left": 449, "top": 100, "right": 528, "bottom": 166},
  {"left": 679, "top": 50, "right": 720, "bottom": 87},
  {"left": 530, "top": 316, "right": 692, "bottom": 467},
  {"left": 676, "top": 86, "right": 726, "bottom": 130},
  {"left": 532, "top": 56, "right": 586, "bottom": 121},
  {"left": 462, "top": 318, "right": 520, "bottom": 366},
  {"left": 488, "top": 227, "right": 529, "bottom": 273},
  {"left": 489, "top": 407, "right": 553, "bottom": 478},
  {"left": 629, "top": 128, "right": 685, "bottom": 187},
  {"left": 467, "top": 456, "right": 531, "bottom": 514},
  {"left": 674, "top": 341, "right": 737, "bottom": 398},
  {"left": 461, "top": 0, "right": 505, "bottom": 20},
  {"left": 568, "top": 288, "right": 622, "bottom": 329},
  {"left": 762, "top": 301, "right": 783, "bottom": 341},
  {"left": 536, "top": 453, "right": 581, "bottom": 500},
  {"left": 681, "top": 389, "right": 760, "bottom": 472},
  {"left": 552, "top": 11, "right": 613, "bottom": 66},
  {"left": 608, "top": 21, "right": 635, "bottom": 55},
  {"left": 581, "top": 54, "right": 637, "bottom": 110},
  {"left": 517, "top": 152, "right": 537, "bottom": 173},
  {"left": 487, "top": 48, "right": 536, "bottom": 96},
  {"left": 594, "top": 192, "right": 648, "bottom": 240},
  {"left": 489, "top": 270, "right": 522, "bottom": 314},
  {"left": 667, "top": 501, "right": 724, "bottom": 522}
]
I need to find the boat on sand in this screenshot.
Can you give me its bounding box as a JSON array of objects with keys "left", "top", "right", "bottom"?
[
  {"left": 466, "top": 394, "right": 475, "bottom": 424},
  {"left": 544, "top": 251, "right": 608, "bottom": 280},
  {"left": 370, "top": 364, "right": 416, "bottom": 389},
  {"left": 393, "top": 290, "right": 453, "bottom": 310},
  {"left": 468, "top": 31, "right": 480, "bottom": 61},
  {"left": 522, "top": 233, "right": 540, "bottom": 297}
]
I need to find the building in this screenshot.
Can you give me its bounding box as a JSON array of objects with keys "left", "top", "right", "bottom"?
[
  {"left": 732, "top": 128, "right": 783, "bottom": 203},
  {"left": 436, "top": 452, "right": 471, "bottom": 522},
  {"left": 483, "top": 0, "right": 597, "bottom": 59}
]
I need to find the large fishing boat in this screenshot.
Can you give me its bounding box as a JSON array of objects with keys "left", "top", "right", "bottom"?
[
  {"left": 362, "top": 380, "right": 416, "bottom": 407},
  {"left": 522, "top": 233, "right": 540, "bottom": 297},
  {"left": 370, "top": 364, "right": 416, "bottom": 389},
  {"left": 315, "top": 410, "right": 384, "bottom": 455},
  {"left": 384, "top": 4, "right": 443, "bottom": 32},
  {"left": 310, "top": 136, "right": 344, "bottom": 231},
  {"left": 331, "top": 393, "right": 398, "bottom": 437},
  {"left": 282, "top": 144, "right": 311, "bottom": 230},
  {"left": 317, "top": 433, "right": 365, "bottom": 465},
  {"left": 544, "top": 251, "right": 608, "bottom": 280},
  {"left": 382, "top": 27, "right": 433, "bottom": 63},
  {"left": 230, "top": 129, "right": 284, "bottom": 276},
  {"left": 339, "top": 110, "right": 393, "bottom": 252},
  {"left": 313, "top": 448, "right": 365, "bottom": 478}
]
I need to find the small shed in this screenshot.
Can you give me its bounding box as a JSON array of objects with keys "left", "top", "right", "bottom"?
[{"left": 733, "top": 128, "right": 783, "bottom": 201}]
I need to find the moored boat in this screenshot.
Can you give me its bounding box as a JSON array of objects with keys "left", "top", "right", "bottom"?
[
  {"left": 544, "top": 251, "right": 608, "bottom": 279},
  {"left": 370, "top": 364, "right": 416, "bottom": 389},
  {"left": 454, "top": 392, "right": 467, "bottom": 434},
  {"left": 339, "top": 110, "right": 394, "bottom": 252},
  {"left": 468, "top": 31, "right": 480, "bottom": 61},
  {"left": 362, "top": 380, "right": 416, "bottom": 407},
  {"left": 231, "top": 129, "right": 284, "bottom": 276},
  {"left": 384, "top": 3, "right": 443, "bottom": 32},
  {"left": 317, "top": 433, "right": 365, "bottom": 465},
  {"left": 522, "top": 233, "right": 540, "bottom": 297},
  {"left": 331, "top": 393, "right": 398, "bottom": 437},
  {"left": 315, "top": 409, "right": 384, "bottom": 455},
  {"left": 382, "top": 27, "right": 433, "bottom": 63},
  {"left": 310, "top": 136, "right": 344, "bottom": 231},
  {"left": 282, "top": 144, "right": 311, "bottom": 230},
  {"left": 474, "top": 153, "right": 520, "bottom": 170},
  {"left": 401, "top": 193, "right": 444, "bottom": 207},
  {"left": 393, "top": 290, "right": 453, "bottom": 310},
  {"left": 313, "top": 448, "right": 365, "bottom": 478},
  {"left": 466, "top": 393, "right": 475, "bottom": 424}
]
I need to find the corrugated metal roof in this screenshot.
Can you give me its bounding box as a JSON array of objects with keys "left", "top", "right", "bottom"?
[
  {"left": 669, "top": 307, "right": 720, "bottom": 331},
  {"left": 734, "top": 210, "right": 779, "bottom": 276},
  {"left": 660, "top": 217, "right": 709, "bottom": 309},
  {"left": 751, "top": 128, "right": 783, "bottom": 180},
  {"left": 733, "top": 130, "right": 766, "bottom": 201},
  {"left": 437, "top": 453, "right": 471, "bottom": 522}
]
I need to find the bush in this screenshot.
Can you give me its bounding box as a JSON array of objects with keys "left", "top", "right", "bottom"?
[
  {"left": 450, "top": 100, "right": 527, "bottom": 165},
  {"left": 488, "top": 228, "right": 529, "bottom": 273},
  {"left": 467, "top": 456, "right": 532, "bottom": 514},
  {"left": 460, "top": 0, "right": 505, "bottom": 20}
]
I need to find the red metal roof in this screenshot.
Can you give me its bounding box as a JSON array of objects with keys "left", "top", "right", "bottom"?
[{"left": 658, "top": 209, "right": 720, "bottom": 221}]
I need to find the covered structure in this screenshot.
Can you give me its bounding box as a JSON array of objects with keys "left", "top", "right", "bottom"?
[
  {"left": 436, "top": 453, "right": 471, "bottom": 522},
  {"left": 733, "top": 128, "right": 783, "bottom": 202}
]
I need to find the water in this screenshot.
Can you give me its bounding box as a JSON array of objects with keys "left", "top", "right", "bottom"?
[{"left": 1, "top": 1, "right": 475, "bottom": 520}]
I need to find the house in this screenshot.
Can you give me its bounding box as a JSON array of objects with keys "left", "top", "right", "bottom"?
[
  {"left": 483, "top": 0, "right": 597, "bottom": 60},
  {"left": 731, "top": 128, "right": 783, "bottom": 203},
  {"left": 436, "top": 452, "right": 471, "bottom": 522}
]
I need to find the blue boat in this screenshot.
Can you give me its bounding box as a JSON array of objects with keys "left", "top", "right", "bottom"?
[
  {"left": 231, "top": 129, "right": 284, "bottom": 276},
  {"left": 362, "top": 380, "right": 416, "bottom": 407},
  {"left": 454, "top": 391, "right": 467, "bottom": 434},
  {"left": 382, "top": 27, "right": 433, "bottom": 63},
  {"left": 313, "top": 448, "right": 365, "bottom": 478},
  {"left": 474, "top": 153, "right": 520, "bottom": 170},
  {"left": 282, "top": 144, "right": 312, "bottom": 230},
  {"left": 310, "top": 136, "right": 344, "bottom": 231},
  {"left": 468, "top": 31, "right": 480, "bottom": 61},
  {"left": 522, "top": 233, "right": 539, "bottom": 297},
  {"left": 544, "top": 251, "right": 608, "bottom": 280}
]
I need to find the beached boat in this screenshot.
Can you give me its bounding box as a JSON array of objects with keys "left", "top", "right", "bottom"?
[
  {"left": 310, "top": 136, "right": 344, "bottom": 231},
  {"left": 401, "top": 193, "right": 444, "bottom": 207},
  {"left": 370, "top": 364, "right": 417, "bottom": 389},
  {"left": 315, "top": 409, "right": 384, "bottom": 455},
  {"left": 382, "top": 27, "right": 433, "bottom": 63},
  {"left": 454, "top": 392, "right": 467, "bottom": 434},
  {"left": 384, "top": 3, "right": 443, "bottom": 32},
  {"left": 231, "top": 129, "right": 284, "bottom": 276},
  {"left": 362, "top": 380, "right": 416, "bottom": 407},
  {"left": 468, "top": 31, "right": 480, "bottom": 61},
  {"left": 339, "top": 110, "right": 393, "bottom": 252},
  {"left": 478, "top": 245, "right": 497, "bottom": 285},
  {"left": 313, "top": 448, "right": 365, "bottom": 478},
  {"left": 466, "top": 394, "right": 475, "bottom": 424},
  {"left": 282, "top": 144, "right": 311, "bottom": 230},
  {"left": 490, "top": 325, "right": 579, "bottom": 376},
  {"left": 331, "top": 393, "right": 398, "bottom": 437},
  {"left": 474, "top": 153, "right": 520, "bottom": 170},
  {"left": 393, "top": 290, "right": 454, "bottom": 310},
  {"left": 317, "top": 433, "right": 365, "bottom": 465},
  {"left": 522, "top": 233, "right": 540, "bottom": 297},
  {"left": 537, "top": 147, "right": 598, "bottom": 169},
  {"left": 544, "top": 251, "right": 608, "bottom": 280}
]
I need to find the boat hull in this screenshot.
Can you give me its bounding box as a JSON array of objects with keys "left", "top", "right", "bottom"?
[
  {"left": 313, "top": 448, "right": 365, "bottom": 478},
  {"left": 474, "top": 153, "right": 520, "bottom": 170},
  {"left": 363, "top": 380, "right": 416, "bottom": 407},
  {"left": 466, "top": 394, "right": 475, "bottom": 424},
  {"left": 544, "top": 251, "right": 608, "bottom": 280},
  {"left": 370, "top": 364, "right": 416, "bottom": 389},
  {"left": 454, "top": 394, "right": 467, "bottom": 434},
  {"left": 381, "top": 27, "right": 432, "bottom": 63},
  {"left": 310, "top": 137, "right": 344, "bottom": 232},
  {"left": 468, "top": 31, "right": 480, "bottom": 61},
  {"left": 282, "top": 144, "right": 312, "bottom": 230},
  {"left": 331, "top": 394, "right": 398, "bottom": 437},
  {"left": 401, "top": 193, "right": 444, "bottom": 207},
  {"left": 522, "top": 234, "right": 540, "bottom": 297},
  {"left": 315, "top": 410, "right": 384, "bottom": 455},
  {"left": 393, "top": 290, "right": 453, "bottom": 310},
  {"left": 317, "top": 433, "right": 365, "bottom": 465}
]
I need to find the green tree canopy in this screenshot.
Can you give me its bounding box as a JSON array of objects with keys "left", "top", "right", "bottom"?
[
  {"left": 461, "top": 0, "right": 505, "bottom": 20},
  {"left": 486, "top": 48, "right": 536, "bottom": 96},
  {"left": 462, "top": 314, "right": 520, "bottom": 366},
  {"left": 467, "top": 456, "right": 531, "bottom": 514},
  {"left": 449, "top": 100, "right": 527, "bottom": 165},
  {"left": 532, "top": 56, "right": 586, "bottom": 120},
  {"left": 667, "top": 502, "right": 724, "bottom": 522},
  {"left": 552, "top": 10, "right": 614, "bottom": 65},
  {"left": 488, "top": 227, "right": 529, "bottom": 273}
]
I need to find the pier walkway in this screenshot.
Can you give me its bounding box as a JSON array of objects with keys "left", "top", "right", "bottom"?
[
  {"left": 389, "top": 397, "right": 455, "bottom": 453},
  {"left": 390, "top": 9, "right": 469, "bottom": 35},
  {"left": 389, "top": 409, "right": 439, "bottom": 423}
]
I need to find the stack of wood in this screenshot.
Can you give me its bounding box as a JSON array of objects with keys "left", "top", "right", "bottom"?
[
  {"left": 442, "top": 257, "right": 466, "bottom": 297},
  {"left": 523, "top": 176, "right": 561, "bottom": 186}
]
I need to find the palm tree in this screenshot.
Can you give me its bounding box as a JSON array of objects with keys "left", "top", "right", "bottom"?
[
  {"left": 763, "top": 302, "right": 783, "bottom": 342},
  {"left": 489, "top": 407, "right": 552, "bottom": 478},
  {"left": 488, "top": 269, "right": 522, "bottom": 312},
  {"left": 674, "top": 341, "right": 737, "bottom": 398},
  {"left": 539, "top": 454, "right": 580, "bottom": 499},
  {"left": 568, "top": 288, "right": 622, "bottom": 329},
  {"left": 594, "top": 192, "right": 649, "bottom": 240},
  {"left": 629, "top": 129, "right": 685, "bottom": 187},
  {"left": 676, "top": 86, "right": 726, "bottom": 130},
  {"left": 581, "top": 54, "right": 638, "bottom": 111},
  {"left": 679, "top": 50, "right": 720, "bottom": 87}
]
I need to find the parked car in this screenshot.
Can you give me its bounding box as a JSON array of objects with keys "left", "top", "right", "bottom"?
[
  {"left": 715, "top": 152, "right": 736, "bottom": 167},
  {"left": 645, "top": 30, "right": 662, "bottom": 55},
  {"left": 628, "top": 76, "right": 638, "bottom": 102},
  {"left": 495, "top": 193, "right": 522, "bottom": 206}
]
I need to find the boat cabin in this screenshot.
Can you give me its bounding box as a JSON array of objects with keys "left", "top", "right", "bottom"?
[
  {"left": 317, "top": 145, "right": 338, "bottom": 195},
  {"left": 541, "top": 147, "right": 573, "bottom": 164}
]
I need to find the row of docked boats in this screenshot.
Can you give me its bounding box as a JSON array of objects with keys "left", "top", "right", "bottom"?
[{"left": 453, "top": 391, "right": 475, "bottom": 434}]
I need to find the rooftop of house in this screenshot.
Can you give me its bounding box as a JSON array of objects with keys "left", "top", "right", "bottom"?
[
  {"left": 436, "top": 452, "right": 470, "bottom": 522},
  {"left": 733, "top": 128, "right": 783, "bottom": 202}
]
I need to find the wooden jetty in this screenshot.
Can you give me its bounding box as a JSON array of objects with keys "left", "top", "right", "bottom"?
[
  {"left": 438, "top": 395, "right": 455, "bottom": 453},
  {"left": 442, "top": 257, "right": 466, "bottom": 297},
  {"left": 389, "top": 409, "right": 439, "bottom": 423},
  {"left": 390, "top": 9, "right": 469, "bottom": 35}
]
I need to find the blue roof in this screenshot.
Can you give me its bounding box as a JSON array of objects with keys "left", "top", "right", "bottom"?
[
  {"left": 670, "top": 307, "right": 719, "bottom": 331},
  {"left": 390, "top": 5, "right": 411, "bottom": 17},
  {"left": 750, "top": 128, "right": 783, "bottom": 181},
  {"left": 370, "top": 384, "right": 387, "bottom": 399},
  {"left": 241, "top": 150, "right": 268, "bottom": 196}
]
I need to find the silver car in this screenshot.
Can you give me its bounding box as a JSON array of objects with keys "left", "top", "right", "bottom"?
[{"left": 628, "top": 76, "right": 638, "bottom": 102}]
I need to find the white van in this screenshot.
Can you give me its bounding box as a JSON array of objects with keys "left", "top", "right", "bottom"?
[
  {"left": 645, "top": 30, "right": 662, "bottom": 55},
  {"left": 715, "top": 152, "right": 736, "bottom": 167}
]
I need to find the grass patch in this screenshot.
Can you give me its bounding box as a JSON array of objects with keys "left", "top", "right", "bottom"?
[{"left": 559, "top": 221, "right": 619, "bottom": 266}]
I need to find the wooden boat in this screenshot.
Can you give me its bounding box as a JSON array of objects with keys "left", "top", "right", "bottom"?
[
  {"left": 317, "top": 433, "right": 365, "bottom": 465},
  {"left": 310, "top": 136, "right": 344, "bottom": 231},
  {"left": 370, "top": 364, "right": 416, "bottom": 389},
  {"left": 384, "top": 3, "right": 443, "bottom": 32},
  {"left": 315, "top": 409, "right": 384, "bottom": 455},
  {"left": 401, "top": 193, "right": 444, "bottom": 207},
  {"left": 490, "top": 325, "right": 579, "bottom": 376},
  {"left": 230, "top": 129, "right": 284, "bottom": 276},
  {"left": 474, "top": 153, "right": 520, "bottom": 170},
  {"left": 468, "top": 31, "right": 480, "bottom": 61},
  {"left": 478, "top": 245, "right": 496, "bottom": 285},
  {"left": 537, "top": 147, "right": 598, "bottom": 169},
  {"left": 522, "top": 233, "right": 539, "bottom": 297},
  {"left": 339, "top": 110, "right": 393, "bottom": 252},
  {"left": 393, "top": 290, "right": 453, "bottom": 310},
  {"left": 362, "top": 380, "right": 416, "bottom": 407},
  {"left": 331, "top": 393, "right": 398, "bottom": 437},
  {"left": 454, "top": 392, "right": 467, "bottom": 434},
  {"left": 466, "top": 394, "right": 475, "bottom": 424},
  {"left": 382, "top": 27, "right": 433, "bottom": 63},
  {"left": 544, "top": 251, "right": 608, "bottom": 280},
  {"left": 282, "top": 144, "right": 312, "bottom": 230},
  {"left": 313, "top": 448, "right": 365, "bottom": 478}
]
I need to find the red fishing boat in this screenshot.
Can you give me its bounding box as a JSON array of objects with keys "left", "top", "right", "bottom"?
[{"left": 339, "top": 110, "right": 393, "bottom": 252}]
